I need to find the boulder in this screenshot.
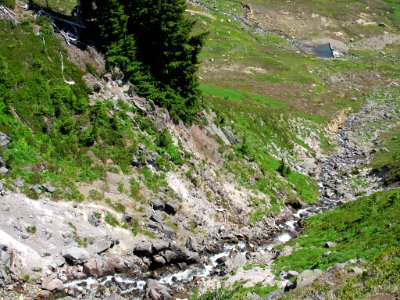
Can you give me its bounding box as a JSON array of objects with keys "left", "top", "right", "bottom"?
[
  {"left": 169, "top": 242, "right": 200, "bottom": 264},
  {"left": 164, "top": 201, "right": 179, "bottom": 215},
  {"left": 152, "top": 255, "right": 166, "bottom": 266},
  {"left": 133, "top": 241, "right": 153, "bottom": 256},
  {"left": 0, "top": 167, "right": 8, "bottom": 176},
  {"left": 83, "top": 257, "right": 114, "bottom": 278},
  {"left": 152, "top": 240, "right": 169, "bottom": 252},
  {"left": 41, "top": 274, "right": 64, "bottom": 291},
  {"left": 231, "top": 253, "right": 247, "bottom": 268},
  {"left": 88, "top": 213, "right": 101, "bottom": 227},
  {"left": 145, "top": 279, "right": 172, "bottom": 300},
  {"left": 150, "top": 211, "right": 164, "bottom": 224},
  {"left": 152, "top": 199, "right": 164, "bottom": 211},
  {"left": 351, "top": 266, "right": 364, "bottom": 275},
  {"left": 62, "top": 247, "right": 90, "bottom": 265},
  {"left": 297, "top": 269, "right": 324, "bottom": 288},
  {"left": 91, "top": 239, "right": 114, "bottom": 255},
  {"left": 186, "top": 237, "right": 199, "bottom": 252},
  {"left": 42, "top": 182, "right": 56, "bottom": 193},
  {"left": 286, "top": 270, "right": 299, "bottom": 279}
]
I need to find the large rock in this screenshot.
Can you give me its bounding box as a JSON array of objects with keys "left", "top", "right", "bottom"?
[
  {"left": 145, "top": 279, "right": 172, "bottom": 300},
  {"left": 91, "top": 239, "right": 114, "bottom": 255},
  {"left": 41, "top": 274, "right": 64, "bottom": 291},
  {"left": 152, "top": 240, "right": 169, "bottom": 252},
  {"left": 62, "top": 247, "right": 90, "bottom": 265},
  {"left": 164, "top": 201, "right": 179, "bottom": 215},
  {"left": 186, "top": 237, "right": 199, "bottom": 252},
  {"left": 297, "top": 269, "right": 324, "bottom": 288},
  {"left": 231, "top": 253, "right": 247, "bottom": 268},
  {"left": 152, "top": 199, "right": 164, "bottom": 211},
  {"left": 133, "top": 241, "right": 153, "bottom": 256},
  {"left": 83, "top": 257, "right": 114, "bottom": 278},
  {"left": 167, "top": 242, "right": 200, "bottom": 264}
]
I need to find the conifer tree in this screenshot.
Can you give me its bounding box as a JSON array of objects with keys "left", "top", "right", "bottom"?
[{"left": 93, "top": 0, "right": 205, "bottom": 121}]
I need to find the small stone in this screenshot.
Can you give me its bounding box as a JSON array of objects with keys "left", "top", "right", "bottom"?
[
  {"left": 323, "top": 251, "right": 332, "bottom": 257},
  {"left": 325, "top": 241, "right": 337, "bottom": 248},
  {"left": 351, "top": 266, "right": 364, "bottom": 275},
  {"left": 0, "top": 167, "right": 8, "bottom": 176}
]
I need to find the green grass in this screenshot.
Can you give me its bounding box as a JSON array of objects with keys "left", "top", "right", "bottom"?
[
  {"left": 26, "top": 226, "right": 37, "bottom": 234},
  {"left": 278, "top": 249, "right": 400, "bottom": 299},
  {"left": 273, "top": 189, "right": 400, "bottom": 273},
  {"left": 190, "top": 281, "right": 279, "bottom": 300},
  {"left": 105, "top": 212, "right": 120, "bottom": 227},
  {"left": 372, "top": 124, "right": 400, "bottom": 184}
]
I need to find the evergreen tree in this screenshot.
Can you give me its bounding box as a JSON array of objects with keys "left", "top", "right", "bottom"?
[{"left": 93, "top": 0, "right": 205, "bottom": 122}]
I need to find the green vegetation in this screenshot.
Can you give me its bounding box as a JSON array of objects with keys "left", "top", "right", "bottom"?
[
  {"left": 0, "top": 0, "right": 15, "bottom": 8},
  {"left": 372, "top": 124, "right": 400, "bottom": 184},
  {"left": 190, "top": 282, "right": 278, "bottom": 300},
  {"left": 93, "top": 0, "right": 206, "bottom": 121},
  {"left": 274, "top": 189, "right": 400, "bottom": 273},
  {"left": 67, "top": 222, "right": 87, "bottom": 247},
  {"left": 279, "top": 249, "right": 400, "bottom": 299},
  {"left": 105, "top": 212, "right": 120, "bottom": 227},
  {"left": 25, "top": 226, "right": 37, "bottom": 234}
]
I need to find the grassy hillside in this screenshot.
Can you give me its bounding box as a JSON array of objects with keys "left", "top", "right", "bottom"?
[{"left": 273, "top": 189, "right": 400, "bottom": 299}]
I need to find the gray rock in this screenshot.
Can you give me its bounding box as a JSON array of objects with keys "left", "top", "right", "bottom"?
[
  {"left": 265, "top": 290, "right": 284, "bottom": 299},
  {"left": 152, "top": 199, "right": 164, "bottom": 211},
  {"left": 161, "top": 225, "right": 176, "bottom": 239},
  {"left": 150, "top": 211, "right": 164, "bottom": 224},
  {"left": 41, "top": 274, "right": 64, "bottom": 291},
  {"left": 152, "top": 240, "right": 169, "bottom": 252},
  {"left": 0, "top": 133, "right": 10, "bottom": 148},
  {"left": 152, "top": 255, "right": 166, "bottom": 266},
  {"left": 0, "top": 167, "right": 8, "bottom": 176},
  {"left": 133, "top": 241, "right": 153, "bottom": 256},
  {"left": 297, "top": 269, "right": 324, "bottom": 288},
  {"left": 104, "top": 294, "right": 127, "bottom": 300},
  {"left": 351, "top": 266, "right": 364, "bottom": 275},
  {"left": 145, "top": 279, "right": 172, "bottom": 300},
  {"left": 222, "top": 127, "right": 239, "bottom": 145},
  {"left": 123, "top": 212, "right": 132, "bottom": 223},
  {"left": 88, "top": 213, "right": 101, "bottom": 227},
  {"left": 169, "top": 242, "right": 200, "bottom": 264},
  {"left": 186, "top": 236, "right": 198, "bottom": 252},
  {"left": 231, "top": 253, "right": 247, "bottom": 268},
  {"left": 285, "top": 270, "right": 299, "bottom": 279},
  {"left": 92, "top": 239, "right": 114, "bottom": 255},
  {"left": 83, "top": 257, "right": 114, "bottom": 278},
  {"left": 62, "top": 247, "right": 90, "bottom": 265},
  {"left": 325, "top": 241, "right": 337, "bottom": 248},
  {"left": 30, "top": 185, "right": 42, "bottom": 194},
  {"left": 42, "top": 182, "right": 56, "bottom": 193},
  {"left": 164, "top": 201, "right": 179, "bottom": 215}
]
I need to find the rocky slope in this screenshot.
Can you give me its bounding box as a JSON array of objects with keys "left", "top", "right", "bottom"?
[{"left": 0, "top": 1, "right": 399, "bottom": 299}]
